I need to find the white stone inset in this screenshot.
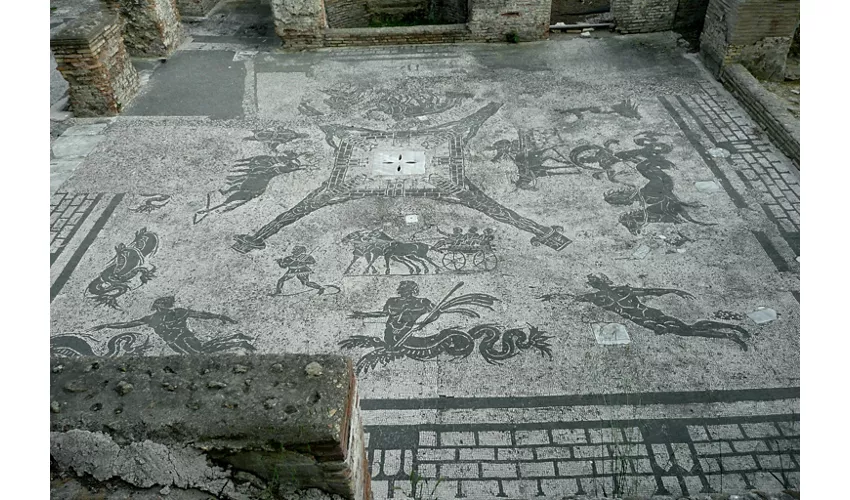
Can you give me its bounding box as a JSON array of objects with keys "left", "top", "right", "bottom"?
[
  {"left": 632, "top": 244, "right": 651, "bottom": 260},
  {"left": 695, "top": 180, "right": 721, "bottom": 193},
  {"left": 708, "top": 147, "right": 731, "bottom": 158},
  {"left": 372, "top": 151, "right": 427, "bottom": 176},
  {"left": 747, "top": 307, "right": 777, "bottom": 324},
  {"left": 405, "top": 215, "right": 419, "bottom": 224},
  {"left": 592, "top": 323, "right": 630, "bottom": 345}
]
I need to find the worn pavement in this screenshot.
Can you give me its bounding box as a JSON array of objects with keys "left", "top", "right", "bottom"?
[{"left": 49, "top": 6, "right": 800, "bottom": 498}]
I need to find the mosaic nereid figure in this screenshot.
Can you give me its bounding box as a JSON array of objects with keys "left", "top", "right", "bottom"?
[
  {"left": 541, "top": 274, "right": 749, "bottom": 350},
  {"left": 89, "top": 296, "right": 255, "bottom": 354}
]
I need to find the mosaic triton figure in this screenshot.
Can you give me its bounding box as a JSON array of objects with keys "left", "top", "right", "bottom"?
[
  {"left": 271, "top": 246, "right": 340, "bottom": 296},
  {"left": 539, "top": 274, "right": 750, "bottom": 350},
  {"left": 232, "top": 103, "right": 571, "bottom": 254},
  {"left": 88, "top": 296, "right": 256, "bottom": 354},
  {"left": 340, "top": 281, "right": 552, "bottom": 373}
]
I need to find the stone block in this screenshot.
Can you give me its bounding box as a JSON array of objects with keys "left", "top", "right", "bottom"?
[{"left": 50, "top": 354, "right": 370, "bottom": 500}]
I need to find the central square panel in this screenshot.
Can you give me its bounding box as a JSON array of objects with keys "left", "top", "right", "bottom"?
[{"left": 371, "top": 150, "right": 427, "bottom": 176}]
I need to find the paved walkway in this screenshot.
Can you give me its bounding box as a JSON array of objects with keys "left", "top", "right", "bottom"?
[{"left": 49, "top": 12, "right": 800, "bottom": 498}]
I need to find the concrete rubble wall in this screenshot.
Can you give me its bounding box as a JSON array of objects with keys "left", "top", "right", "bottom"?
[
  {"left": 51, "top": 9, "right": 140, "bottom": 117},
  {"left": 701, "top": 0, "right": 799, "bottom": 80},
  {"left": 175, "top": 0, "right": 220, "bottom": 17},
  {"left": 721, "top": 64, "right": 799, "bottom": 166},
  {"left": 104, "top": 0, "right": 183, "bottom": 57},
  {"left": 50, "top": 354, "right": 369, "bottom": 500},
  {"left": 271, "top": 0, "right": 329, "bottom": 47}
]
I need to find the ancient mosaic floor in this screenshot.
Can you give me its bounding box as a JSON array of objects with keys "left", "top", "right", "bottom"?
[{"left": 50, "top": 31, "right": 800, "bottom": 498}]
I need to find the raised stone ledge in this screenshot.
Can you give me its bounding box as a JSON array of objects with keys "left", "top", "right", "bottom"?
[
  {"left": 50, "top": 354, "right": 369, "bottom": 500},
  {"left": 51, "top": 9, "right": 120, "bottom": 44},
  {"left": 325, "top": 23, "right": 469, "bottom": 37},
  {"left": 721, "top": 63, "right": 800, "bottom": 167}
]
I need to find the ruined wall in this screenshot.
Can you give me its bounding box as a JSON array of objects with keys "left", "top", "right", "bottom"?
[
  {"left": 672, "top": 0, "right": 709, "bottom": 35},
  {"left": 611, "top": 0, "right": 678, "bottom": 33},
  {"left": 701, "top": 0, "right": 799, "bottom": 80},
  {"left": 175, "top": 0, "right": 219, "bottom": 17},
  {"left": 104, "top": 0, "right": 183, "bottom": 57},
  {"left": 467, "top": 0, "right": 552, "bottom": 42},
  {"left": 325, "top": 0, "right": 370, "bottom": 27},
  {"left": 271, "top": 0, "right": 328, "bottom": 47},
  {"left": 431, "top": 0, "right": 468, "bottom": 24},
  {"left": 276, "top": 0, "right": 546, "bottom": 46},
  {"left": 324, "top": 0, "right": 466, "bottom": 28}
]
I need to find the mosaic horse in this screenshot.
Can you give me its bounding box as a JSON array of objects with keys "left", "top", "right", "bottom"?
[
  {"left": 341, "top": 230, "right": 442, "bottom": 275},
  {"left": 193, "top": 152, "right": 309, "bottom": 224},
  {"left": 86, "top": 228, "right": 159, "bottom": 310}
]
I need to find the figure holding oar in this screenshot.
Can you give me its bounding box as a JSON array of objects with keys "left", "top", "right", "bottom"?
[{"left": 341, "top": 281, "right": 553, "bottom": 373}]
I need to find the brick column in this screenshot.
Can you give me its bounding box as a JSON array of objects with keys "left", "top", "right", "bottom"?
[
  {"left": 701, "top": 0, "right": 799, "bottom": 81},
  {"left": 612, "top": 0, "right": 679, "bottom": 33},
  {"left": 103, "top": 0, "right": 183, "bottom": 57},
  {"left": 271, "top": 0, "right": 328, "bottom": 48},
  {"left": 51, "top": 10, "right": 140, "bottom": 117},
  {"left": 467, "top": 0, "right": 552, "bottom": 42}
]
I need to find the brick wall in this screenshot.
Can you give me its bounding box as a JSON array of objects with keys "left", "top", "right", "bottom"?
[
  {"left": 325, "top": 0, "right": 371, "bottom": 27},
  {"left": 701, "top": 0, "right": 799, "bottom": 81},
  {"left": 611, "top": 0, "right": 678, "bottom": 33},
  {"left": 721, "top": 64, "right": 799, "bottom": 166},
  {"left": 467, "top": 0, "right": 552, "bottom": 42}
]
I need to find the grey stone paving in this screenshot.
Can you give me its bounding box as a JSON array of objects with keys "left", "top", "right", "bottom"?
[{"left": 49, "top": 23, "right": 800, "bottom": 499}]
